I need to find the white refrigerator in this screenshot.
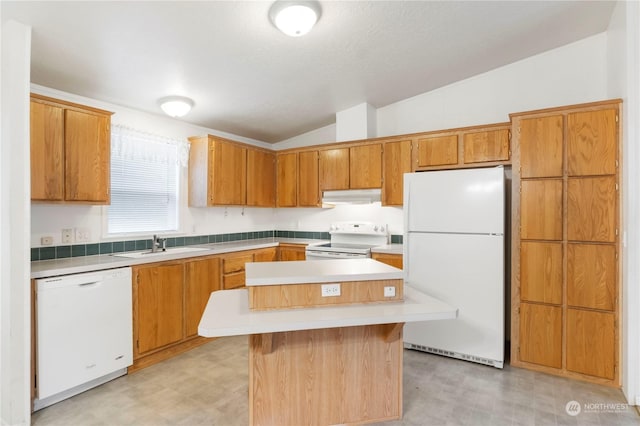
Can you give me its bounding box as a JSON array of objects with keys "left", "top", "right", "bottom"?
[{"left": 403, "top": 166, "right": 505, "bottom": 368}]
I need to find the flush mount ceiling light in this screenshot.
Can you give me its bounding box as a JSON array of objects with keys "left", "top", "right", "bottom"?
[
  {"left": 159, "top": 96, "right": 194, "bottom": 118},
  {"left": 269, "top": 1, "right": 321, "bottom": 37}
]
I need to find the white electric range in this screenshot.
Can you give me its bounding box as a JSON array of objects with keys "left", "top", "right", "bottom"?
[{"left": 305, "top": 222, "right": 389, "bottom": 260}]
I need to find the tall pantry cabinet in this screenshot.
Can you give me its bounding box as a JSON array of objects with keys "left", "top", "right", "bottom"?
[{"left": 510, "top": 100, "right": 621, "bottom": 386}]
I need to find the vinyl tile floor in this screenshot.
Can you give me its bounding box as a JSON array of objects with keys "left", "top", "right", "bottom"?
[{"left": 32, "top": 336, "right": 639, "bottom": 426}]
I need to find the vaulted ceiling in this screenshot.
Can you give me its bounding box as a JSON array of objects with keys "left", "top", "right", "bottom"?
[{"left": 2, "top": 1, "right": 616, "bottom": 142}]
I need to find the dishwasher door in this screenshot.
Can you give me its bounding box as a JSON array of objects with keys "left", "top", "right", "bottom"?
[{"left": 36, "top": 267, "right": 133, "bottom": 400}]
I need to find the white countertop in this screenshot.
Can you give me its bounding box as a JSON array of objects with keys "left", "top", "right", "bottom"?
[
  {"left": 198, "top": 284, "right": 457, "bottom": 337},
  {"left": 371, "top": 244, "right": 403, "bottom": 255},
  {"left": 31, "top": 238, "right": 328, "bottom": 279},
  {"left": 245, "top": 258, "right": 404, "bottom": 286}
]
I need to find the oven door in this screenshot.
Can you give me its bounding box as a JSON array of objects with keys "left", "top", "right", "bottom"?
[{"left": 305, "top": 250, "right": 369, "bottom": 260}]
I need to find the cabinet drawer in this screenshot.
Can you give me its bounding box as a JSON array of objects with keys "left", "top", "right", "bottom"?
[
  {"left": 223, "top": 254, "right": 254, "bottom": 274},
  {"left": 223, "top": 272, "right": 245, "bottom": 289}
]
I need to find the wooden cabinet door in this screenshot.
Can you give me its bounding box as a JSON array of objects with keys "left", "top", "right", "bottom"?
[
  {"left": 210, "top": 140, "right": 247, "bottom": 205},
  {"left": 371, "top": 253, "right": 403, "bottom": 269},
  {"left": 276, "top": 152, "right": 297, "bottom": 207},
  {"left": 298, "top": 151, "right": 320, "bottom": 206},
  {"left": 463, "top": 129, "right": 509, "bottom": 164},
  {"left": 247, "top": 149, "right": 275, "bottom": 207},
  {"left": 254, "top": 247, "right": 277, "bottom": 262},
  {"left": 278, "top": 244, "right": 306, "bottom": 261},
  {"left": 349, "top": 144, "right": 382, "bottom": 189},
  {"left": 64, "top": 109, "right": 110, "bottom": 203},
  {"left": 134, "top": 263, "right": 184, "bottom": 356},
  {"left": 519, "top": 115, "right": 563, "bottom": 178},
  {"left": 566, "top": 308, "right": 615, "bottom": 379},
  {"left": 30, "top": 101, "right": 64, "bottom": 201},
  {"left": 567, "top": 176, "right": 617, "bottom": 243},
  {"left": 567, "top": 109, "right": 617, "bottom": 176},
  {"left": 567, "top": 243, "right": 616, "bottom": 311},
  {"left": 319, "top": 148, "right": 349, "bottom": 190},
  {"left": 382, "top": 140, "right": 412, "bottom": 206},
  {"left": 520, "top": 179, "right": 563, "bottom": 240},
  {"left": 416, "top": 135, "right": 458, "bottom": 167},
  {"left": 519, "top": 303, "right": 562, "bottom": 368},
  {"left": 520, "top": 241, "right": 562, "bottom": 305},
  {"left": 184, "top": 257, "right": 221, "bottom": 338}
]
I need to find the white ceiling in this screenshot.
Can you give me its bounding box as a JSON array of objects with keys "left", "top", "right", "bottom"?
[{"left": 2, "top": 1, "right": 615, "bottom": 143}]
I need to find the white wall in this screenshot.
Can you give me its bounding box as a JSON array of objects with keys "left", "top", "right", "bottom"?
[
  {"left": 1, "top": 20, "right": 31, "bottom": 426},
  {"left": 30, "top": 85, "right": 278, "bottom": 246},
  {"left": 274, "top": 122, "right": 336, "bottom": 150},
  {"left": 607, "top": 0, "right": 640, "bottom": 406},
  {"left": 376, "top": 33, "right": 608, "bottom": 136}
]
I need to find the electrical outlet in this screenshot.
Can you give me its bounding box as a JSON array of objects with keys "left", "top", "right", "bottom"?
[
  {"left": 40, "top": 236, "right": 53, "bottom": 246},
  {"left": 321, "top": 283, "right": 341, "bottom": 297},
  {"left": 61, "top": 228, "right": 74, "bottom": 244},
  {"left": 384, "top": 286, "right": 396, "bottom": 297},
  {"left": 75, "top": 227, "right": 91, "bottom": 243}
]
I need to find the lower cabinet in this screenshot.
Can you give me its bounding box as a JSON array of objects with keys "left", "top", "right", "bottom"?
[
  {"left": 278, "top": 243, "right": 307, "bottom": 261},
  {"left": 134, "top": 262, "right": 185, "bottom": 356},
  {"left": 185, "top": 257, "right": 221, "bottom": 338},
  {"left": 371, "top": 253, "right": 403, "bottom": 269},
  {"left": 132, "top": 255, "right": 221, "bottom": 371},
  {"left": 130, "top": 245, "right": 292, "bottom": 371}
]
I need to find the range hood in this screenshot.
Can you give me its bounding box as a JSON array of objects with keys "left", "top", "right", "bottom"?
[{"left": 321, "top": 189, "right": 382, "bottom": 205}]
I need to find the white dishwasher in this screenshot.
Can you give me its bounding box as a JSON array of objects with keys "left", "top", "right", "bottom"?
[{"left": 35, "top": 267, "right": 133, "bottom": 410}]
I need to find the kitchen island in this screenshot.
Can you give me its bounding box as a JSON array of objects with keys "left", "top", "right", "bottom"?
[{"left": 199, "top": 259, "right": 456, "bottom": 426}]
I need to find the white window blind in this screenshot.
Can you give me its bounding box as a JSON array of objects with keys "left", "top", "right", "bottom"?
[{"left": 108, "top": 126, "right": 187, "bottom": 234}]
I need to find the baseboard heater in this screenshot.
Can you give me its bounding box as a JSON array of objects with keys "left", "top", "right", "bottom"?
[{"left": 404, "top": 343, "right": 504, "bottom": 369}]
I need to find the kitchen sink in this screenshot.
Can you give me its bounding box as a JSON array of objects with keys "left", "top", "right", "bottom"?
[{"left": 112, "top": 246, "right": 210, "bottom": 258}]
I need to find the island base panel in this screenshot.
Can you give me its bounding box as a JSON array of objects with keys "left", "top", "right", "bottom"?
[{"left": 249, "top": 324, "right": 403, "bottom": 426}]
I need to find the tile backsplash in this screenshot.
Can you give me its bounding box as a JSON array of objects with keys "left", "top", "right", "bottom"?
[{"left": 31, "top": 230, "right": 403, "bottom": 261}]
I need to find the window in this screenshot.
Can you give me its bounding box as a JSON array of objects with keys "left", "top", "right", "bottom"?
[{"left": 107, "top": 126, "right": 186, "bottom": 235}]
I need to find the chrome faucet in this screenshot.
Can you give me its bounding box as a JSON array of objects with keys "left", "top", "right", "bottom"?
[{"left": 151, "top": 235, "right": 166, "bottom": 253}]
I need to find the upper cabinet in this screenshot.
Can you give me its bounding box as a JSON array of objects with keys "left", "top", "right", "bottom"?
[
  {"left": 382, "top": 139, "right": 412, "bottom": 206},
  {"left": 30, "top": 94, "right": 112, "bottom": 204},
  {"left": 319, "top": 144, "right": 382, "bottom": 191},
  {"left": 189, "top": 135, "right": 274, "bottom": 207},
  {"left": 349, "top": 144, "right": 382, "bottom": 189},
  {"left": 276, "top": 152, "right": 297, "bottom": 207},
  {"left": 414, "top": 123, "right": 511, "bottom": 171},
  {"left": 276, "top": 151, "right": 320, "bottom": 207},
  {"left": 247, "top": 149, "right": 275, "bottom": 207},
  {"left": 319, "top": 148, "right": 350, "bottom": 190},
  {"left": 298, "top": 151, "right": 321, "bottom": 207}
]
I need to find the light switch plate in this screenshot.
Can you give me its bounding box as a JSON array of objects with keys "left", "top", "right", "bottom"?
[
  {"left": 61, "top": 228, "right": 74, "bottom": 244},
  {"left": 384, "top": 286, "right": 396, "bottom": 297},
  {"left": 40, "top": 236, "right": 53, "bottom": 246}
]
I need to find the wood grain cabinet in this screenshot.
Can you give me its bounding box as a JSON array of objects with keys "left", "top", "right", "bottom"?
[
  {"left": 463, "top": 129, "right": 510, "bottom": 164},
  {"left": 132, "top": 255, "right": 222, "bottom": 371},
  {"left": 382, "top": 139, "right": 412, "bottom": 206},
  {"left": 188, "top": 135, "right": 247, "bottom": 206},
  {"left": 247, "top": 149, "right": 275, "bottom": 207},
  {"left": 319, "top": 144, "right": 383, "bottom": 191},
  {"left": 511, "top": 100, "right": 621, "bottom": 385},
  {"left": 278, "top": 243, "right": 307, "bottom": 261},
  {"left": 414, "top": 123, "right": 511, "bottom": 171},
  {"left": 298, "top": 151, "right": 321, "bottom": 207},
  {"left": 30, "top": 94, "right": 112, "bottom": 204},
  {"left": 184, "top": 257, "right": 221, "bottom": 338},
  {"left": 319, "top": 148, "right": 350, "bottom": 190},
  {"left": 349, "top": 144, "right": 382, "bottom": 189},
  {"left": 276, "top": 151, "right": 320, "bottom": 207},
  {"left": 276, "top": 152, "right": 297, "bottom": 207},
  {"left": 133, "top": 262, "right": 185, "bottom": 357},
  {"left": 371, "top": 252, "right": 403, "bottom": 269},
  {"left": 189, "top": 135, "right": 276, "bottom": 207}
]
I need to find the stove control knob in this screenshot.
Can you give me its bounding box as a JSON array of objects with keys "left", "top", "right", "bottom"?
[
  {"left": 379, "top": 225, "right": 385, "bottom": 232},
  {"left": 374, "top": 225, "right": 379, "bottom": 232}
]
